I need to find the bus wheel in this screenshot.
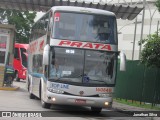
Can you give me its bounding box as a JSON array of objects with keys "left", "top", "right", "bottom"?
[
  {"left": 28, "top": 80, "right": 35, "bottom": 99},
  {"left": 15, "top": 72, "right": 20, "bottom": 82},
  {"left": 91, "top": 107, "right": 102, "bottom": 114},
  {"left": 27, "top": 79, "right": 30, "bottom": 91},
  {"left": 41, "top": 100, "right": 51, "bottom": 109},
  {"left": 29, "top": 93, "right": 35, "bottom": 99},
  {"left": 40, "top": 85, "right": 51, "bottom": 109}
]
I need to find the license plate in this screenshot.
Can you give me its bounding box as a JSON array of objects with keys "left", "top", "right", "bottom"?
[{"left": 75, "top": 99, "right": 86, "bottom": 104}]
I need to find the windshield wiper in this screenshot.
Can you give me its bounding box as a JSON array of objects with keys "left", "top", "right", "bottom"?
[
  {"left": 69, "top": 74, "right": 83, "bottom": 78},
  {"left": 53, "top": 74, "right": 83, "bottom": 81},
  {"left": 86, "top": 78, "right": 107, "bottom": 84}
]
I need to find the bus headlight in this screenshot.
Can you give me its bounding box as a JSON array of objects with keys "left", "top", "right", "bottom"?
[
  {"left": 105, "top": 102, "right": 109, "bottom": 106},
  {"left": 23, "top": 71, "right": 26, "bottom": 76},
  {"left": 99, "top": 93, "right": 112, "bottom": 98},
  {"left": 47, "top": 88, "right": 64, "bottom": 94}
]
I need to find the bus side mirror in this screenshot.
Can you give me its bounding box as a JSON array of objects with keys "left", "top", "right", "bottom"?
[
  {"left": 43, "top": 44, "right": 50, "bottom": 65},
  {"left": 119, "top": 51, "right": 126, "bottom": 71}
]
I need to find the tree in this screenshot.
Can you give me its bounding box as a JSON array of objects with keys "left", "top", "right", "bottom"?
[
  {"left": 0, "top": 9, "right": 36, "bottom": 43},
  {"left": 156, "top": 0, "right": 160, "bottom": 12},
  {"left": 140, "top": 30, "right": 160, "bottom": 68},
  {"left": 140, "top": 31, "right": 160, "bottom": 107}
]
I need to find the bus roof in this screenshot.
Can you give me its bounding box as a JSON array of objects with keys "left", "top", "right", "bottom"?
[
  {"left": 51, "top": 6, "right": 115, "bottom": 17},
  {"left": 34, "top": 6, "right": 116, "bottom": 27},
  {"left": 15, "top": 43, "right": 29, "bottom": 49}
]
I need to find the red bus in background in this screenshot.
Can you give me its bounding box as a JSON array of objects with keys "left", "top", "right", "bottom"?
[{"left": 13, "top": 43, "right": 29, "bottom": 81}]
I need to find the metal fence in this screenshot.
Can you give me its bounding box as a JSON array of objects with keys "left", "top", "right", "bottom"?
[{"left": 115, "top": 60, "right": 160, "bottom": 105}]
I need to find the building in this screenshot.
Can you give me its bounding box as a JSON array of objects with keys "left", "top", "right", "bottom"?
[
  {"left": 0, "top": 24, "right": 15, "bottom": 87},
  {"left": 114, "top": 0, "right": 160, "bottom": 60}
]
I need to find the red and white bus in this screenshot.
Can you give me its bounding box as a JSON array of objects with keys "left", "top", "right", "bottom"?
[
  {"left": 13, "top": 43, "right": 28, "bottom": 81},
  {"left": 27, "top": 6, "right": 126, "bottom": 113}
]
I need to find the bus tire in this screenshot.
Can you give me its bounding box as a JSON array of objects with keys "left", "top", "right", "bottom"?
[
  {"left": 41, "top": 100, "right": 51, "bottom": 109},
  {"left": 28, "top": 79, "right": 35, "bottom": 99},
  {"left": 40, "top": 83, "right": 51, "bottom": 109},
  {"left": 27, "top": 78, "right": 30, "bottom": 92},
  {"left": 91, "top": 107, "right": 102, "bottom": 114},
  {"left": 29, "top": 93, "right": 35, "bottom": 99},
  {"left": 15, "top": 72, "right": 20, "bottom": 82}
]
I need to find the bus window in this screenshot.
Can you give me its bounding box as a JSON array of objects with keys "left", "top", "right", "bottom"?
[
  {"left": 52, "top": 12, "right": 117, "bottom": 44},
  {"left": 14, "top": 48, "right": 19, "bottom": 60},
  {"left": 20, "top": 48, "right": 27, "bottom": 68}
]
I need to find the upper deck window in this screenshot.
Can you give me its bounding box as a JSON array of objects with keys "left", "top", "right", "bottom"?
[{"left": 52, "top": 12, "right": 117, "bottom": 44}]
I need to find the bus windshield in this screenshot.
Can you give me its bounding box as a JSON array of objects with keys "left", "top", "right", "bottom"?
[
  {"left": 49, "top": 47, "right": 117, "bottom": 86},
  {"left": 20, "top": 48, "right": 27, "bottom": 68},
  {"left": 52, "top": 12, "right": 117, "bottom": 44}
]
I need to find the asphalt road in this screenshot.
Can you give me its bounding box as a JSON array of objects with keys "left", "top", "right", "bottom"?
[{"left": 0, "top": 80, "right": 157, "bottom": 120}]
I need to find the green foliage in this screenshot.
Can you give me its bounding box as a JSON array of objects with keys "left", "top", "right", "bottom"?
[
  {"left": 156, "top": 0, "right": 160, "bottom": 12},
  {"left": 140, "top": 31, "right": 160, "bottom": 68},
  {"left": 0, "top": 9, "right": 36, "bottom": 43}
]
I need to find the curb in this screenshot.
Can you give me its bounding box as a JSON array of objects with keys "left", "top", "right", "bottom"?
[{"left": 0, "top": 86, "right": 20, "bottom": 91}]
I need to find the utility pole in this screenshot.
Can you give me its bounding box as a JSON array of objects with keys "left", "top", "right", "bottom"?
[
  {"left": 139, "top": 0, "right": 146, "bottom": 59},
  {"left": 132, "top": 17, "right": 137, "bottom": 60}
]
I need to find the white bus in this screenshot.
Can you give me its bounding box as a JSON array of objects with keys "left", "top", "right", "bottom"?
[{"left": 27, "top": 6, "right": 126, "bottom": 113}]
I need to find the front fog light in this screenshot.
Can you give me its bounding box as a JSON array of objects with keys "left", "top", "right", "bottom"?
[
  {"left": 52, "top": 97, "right": 56, "bottom": 101},
  {"left": 105, "top": 102, "right": 109, "bottom": 106}
]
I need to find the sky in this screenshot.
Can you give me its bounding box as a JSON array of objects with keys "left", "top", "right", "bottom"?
[{"left": 34, "top": 12, "right": 45, "bottom": 22}]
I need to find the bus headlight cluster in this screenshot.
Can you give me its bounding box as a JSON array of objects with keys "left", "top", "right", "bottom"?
[
  {"left": 23, "top": 71, "right": 26, "bottom": 76},
  {"left": 47, "top": 88, "right": 64, "bottom": 94},
  {"left": 99, "top": 93, "right": 112, "bottom": 98}
]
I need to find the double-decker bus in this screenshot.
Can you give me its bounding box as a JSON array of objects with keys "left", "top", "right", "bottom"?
[
  {"left": 13, "top": 43, "right": 28, "bottom": 81},
  {"left": 27, "top": 6, "right": 126, "bottom": 113}
]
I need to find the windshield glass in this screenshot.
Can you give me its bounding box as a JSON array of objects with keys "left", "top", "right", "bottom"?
[
  {"left": 20, "top": 48, "right": 27, "bottom": 68},
  {"left": 52, "top": 12, "right": 117, "bottom": 44},
  {"left": 49, "top": 47, "right": 117, "bottom": 86}
]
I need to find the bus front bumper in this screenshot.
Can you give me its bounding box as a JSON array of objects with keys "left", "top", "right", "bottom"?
[{"left": 43, "top": 91, "right": 112, "bottom": 108}]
